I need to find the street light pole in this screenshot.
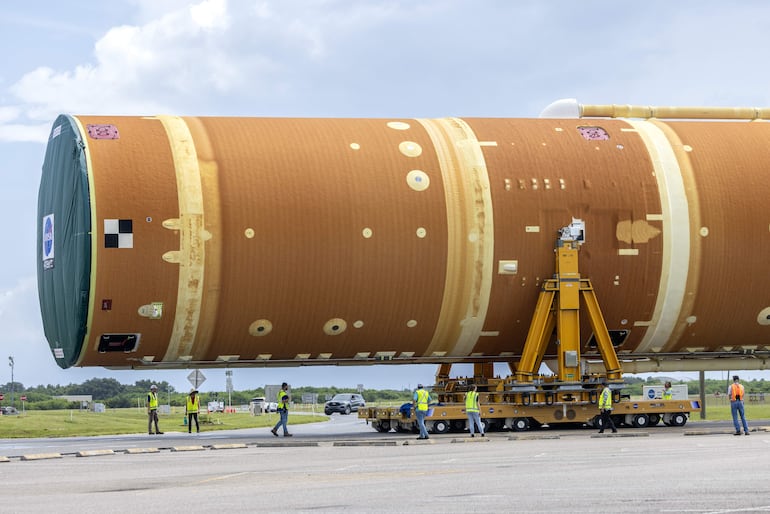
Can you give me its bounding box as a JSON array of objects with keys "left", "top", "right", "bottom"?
[
  {"left": 8, "top": 356, "right": 14, "bottom": 408},
  {"left": 226, "top": 370, "right": 233, "bottom": 410}
]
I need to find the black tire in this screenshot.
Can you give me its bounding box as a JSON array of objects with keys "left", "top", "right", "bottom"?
[
  {"left": 375, "top": 420, "right": 391, "bottom": 433},
  {"left": 450, "top": 419, "right": 466, "bottom": 432},
  {"left": 480, "top": 418, "right": 490, "bottom": 433},
  {"left": 592, "top": 415, "right": 603, "bottom": 429},
  {"left": 512, "top": 417, "right": 530, "bottom": 432},
  {"left": 631, "top": 413, "right": 649, "bottom": 428},
  {"left": 648, "top": 414, "right": 661, "bottom": 425},
  {"left": 324, "top": 410, "right": 333, "bottom": 416},
  {"left": 344, "top": 405, "right": 351, "bottom": 415},
  {"left": 670, "top": 413, "right": 687, "bottom": 427},
  {"left": 432, "top": 419, "right": 450, "bottom": 434}
]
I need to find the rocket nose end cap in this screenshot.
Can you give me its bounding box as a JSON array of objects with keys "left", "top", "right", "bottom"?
[{"left": 540, "top": 98, "right": 580, "bottom": 119}]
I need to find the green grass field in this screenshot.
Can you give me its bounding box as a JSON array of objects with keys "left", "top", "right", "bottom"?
[
  {"left": 690, "top": 400, "right": 770, "bottom": 422},
  {"left": 0, "top": 407, "right": 328, "bottom": 438}
]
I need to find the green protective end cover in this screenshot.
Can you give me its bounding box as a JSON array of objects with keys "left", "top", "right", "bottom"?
[{"left": 37, "top": 115, "right": 91, "bottom": 369}]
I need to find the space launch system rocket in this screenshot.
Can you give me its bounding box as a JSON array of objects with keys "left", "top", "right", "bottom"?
[{"left": 36, "top": 99, "right": 770, "bottom": 373}]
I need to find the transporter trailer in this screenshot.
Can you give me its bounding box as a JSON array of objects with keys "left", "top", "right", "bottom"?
[{"left": 360, "top": 219, "right": 701, "bottom": 434}]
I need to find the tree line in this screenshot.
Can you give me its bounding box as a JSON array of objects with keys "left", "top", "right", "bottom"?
[
  {"left": 618, "top": 376, "right": 769, "bottom": 396},
  {"left": 0, "top": 377, "right": 412, "bottom": 409},
  {"left": 1, "top": 376, "right": 767, "bottom": 409}
]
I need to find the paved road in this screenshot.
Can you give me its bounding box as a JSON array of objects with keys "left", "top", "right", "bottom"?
[
  {"left": 2, "top": 416, "right": 769, "bottom": 513},
  {"left": 0, "top": 413, "right": 755, "bottom": 456}
]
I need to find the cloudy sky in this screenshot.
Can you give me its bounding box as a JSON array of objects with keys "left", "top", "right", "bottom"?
[{"left": 2, "top": 0, "right": 769, "bottom": 394}]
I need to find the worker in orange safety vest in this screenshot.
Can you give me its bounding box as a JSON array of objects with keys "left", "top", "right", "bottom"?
[{"left": 728, "top": 376, "right": 749, "bottom": 435}]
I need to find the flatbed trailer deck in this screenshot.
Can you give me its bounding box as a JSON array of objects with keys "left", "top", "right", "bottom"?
[{"left": 360, "top": 397, "right": 700, "bottom": 434}]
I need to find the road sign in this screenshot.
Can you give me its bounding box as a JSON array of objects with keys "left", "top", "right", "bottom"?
[
  {"left": 20, "top": 396, "right": 27, "bottom": 401},
  {"left": 187, "top": 369, "right": 206, "bottom": 389},
  {"left": 0, "top": 393, "right": 3, "bottom": 401}
]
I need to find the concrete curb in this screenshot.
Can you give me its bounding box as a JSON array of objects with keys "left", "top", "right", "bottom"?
[
  {"left": 254, "top": 441, "right": 319, "bottom": 447},
  {"left": 333, "top": 441, "right": 398, "bottom": 447},
  {"left": 684, "top": 428, "right": 762, "bottom": 436},
  {"left": 211, "top": 443, "right": 248, "bottom": 450},
  {"left": 125, "top": 448, "right": 161, "bottom": 454},
  {"left": 171, "top": 446, "right": 206, "bottom": 452},
  {"left": 589, "top": 432, "right": 649, "bottom": 438},
  {"left": 76, "top": 450, "right": 115, "bottom": 458},
  {"left": 451, "top": 437, "right": 491, "bottom": 443},
  {"left": 508, "top": 434, "right": 561, "bottom": 441},
  {"left": 403, "top": 439, "right": 435, "bottom": 445},
  {"left": 684, "top": 429, "right": 733, "bottom": 436},
  {"left": 20, "top": 453, "right": 62, "bottom": 461}
]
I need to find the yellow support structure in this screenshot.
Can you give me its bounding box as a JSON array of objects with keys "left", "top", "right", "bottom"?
[
  {"left": 515, "top": 220, "right": 623, "bottom": 385},
  {"left": 581, "top": 281, "right": 622, "bottom": 380},
  {"left": 515, "top": 284, "right": 556, "bottom": 382}
]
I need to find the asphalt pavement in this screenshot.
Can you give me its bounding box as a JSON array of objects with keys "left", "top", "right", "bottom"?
[{"left": 2, "top": 415, "right": 769, "bottom": 513}]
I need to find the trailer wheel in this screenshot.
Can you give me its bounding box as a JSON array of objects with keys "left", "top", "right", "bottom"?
[
  {"left": 432, "top": 419, "right": 450, "bottom": 434},
  {"left": 648, "top": 414, "right": 661, "bottom": 425},
  {"left": 591, "top": 415, "right": 602, "bottom": 429},
  {"left": 631, "top": 413, "right": 649, "bottom": 428},
  {"left": 512, "top": 417, "right": 530, "bottom": 432},
  {"left": 450, "top": 419, "right": 466, "bottom": 432},
  {"left": 670, "top": 413, "right": 687, "bottom": 427},
  {"left": 375, "top": 420, "right": 391, "bottom": 433},
  {"left": 480, "top": 418, "right": 491, "bottom": 433}
]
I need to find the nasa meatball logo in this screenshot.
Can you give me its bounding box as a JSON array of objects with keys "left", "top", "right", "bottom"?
[{"left": 42, "top": 214, "right": 55, "bottom": 270}]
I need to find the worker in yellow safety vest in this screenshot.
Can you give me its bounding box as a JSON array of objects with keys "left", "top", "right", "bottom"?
[
  {"left": 465, "top": 385, "right": 485, "bottom": 437},
  {"left": 413, "top": 384, "right": 432, "bottom": 440},
  {"left": 271, "top": 382, "right": 293, "bottom": 437},
  {"left": 597, "top": 380, "right": 617, "bottom": 434},
  {"left": 729, "top": 376, "right": 749, "bottom": 435},
  {"left": 186, "top": 389, "right": 200, "bottom": 434},
  {"left": 662, "top": 381, "right": 673, "bottom": 400},
  {"left": 146, "top": 384, "right": 163, "bottom": 435}
]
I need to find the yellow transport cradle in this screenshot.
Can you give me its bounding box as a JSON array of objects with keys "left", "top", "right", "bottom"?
[{"left": 361, "top": 219, "right": 700, "bottom": 433}]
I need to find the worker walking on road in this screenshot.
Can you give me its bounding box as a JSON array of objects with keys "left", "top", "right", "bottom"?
[
  {"left": 413, "top": 384, "right": 432, "bottom": 440},
  {"left": 729, "top": 375, "right": 750, "bottom": 435},
  {"left": 146, "top": 384, "right": 163, "bottom": 435},
  {"left": 598, "top": 380, "right": 617, "bottom": 434},
  {"left": 465, "top": 385, "right": 485, "bottom": 437},
  {"left": 186, "top": 389, "right": 200, "bottom": 433},
  {"left": 271, "top": 382, "right": 292, "bottom": 437}
]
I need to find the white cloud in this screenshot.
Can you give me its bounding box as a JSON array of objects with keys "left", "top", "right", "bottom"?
[
  {"left": 0, "top": 275, "right": 40, "bottom": 341},
  {"left": 0, "top": 106, "right": 21, "bottom": 123},
  {"left": 4, "top": 0, "right": 437, "bottom": 129},
  {"left": 189, "top": 0, "right": 229, "bottom": 30},
  {"left": 0, "top": 123, "right": 50, "bottom": 143}
]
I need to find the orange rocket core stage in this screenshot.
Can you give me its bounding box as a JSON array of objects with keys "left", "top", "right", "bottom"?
[{"left": 37, "top": 112, "right": 770, "bottom": 371}]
